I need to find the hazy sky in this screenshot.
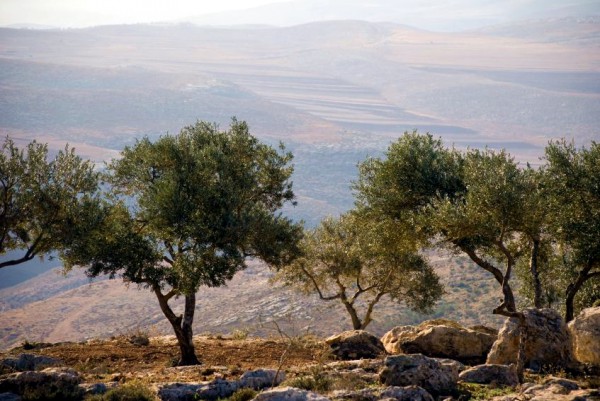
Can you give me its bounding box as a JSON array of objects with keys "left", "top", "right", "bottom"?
[
  {"left": 0, "top": 0, "right": 290, "bottom": 27},
  {"left": 2, "top": 0, "right": 598, "bottom": 30}
]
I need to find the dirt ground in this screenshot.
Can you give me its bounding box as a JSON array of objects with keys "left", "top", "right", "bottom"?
[
  {"left": 2, "top": 335, "right": 600, "bottom": 401},
  {"left": 1, "top": 335, "right": 331, "bottom": 384}
]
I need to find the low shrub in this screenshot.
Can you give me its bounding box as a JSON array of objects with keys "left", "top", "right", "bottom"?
[{"left": 86, "top": 381, "right": 155, "bottom": 401}]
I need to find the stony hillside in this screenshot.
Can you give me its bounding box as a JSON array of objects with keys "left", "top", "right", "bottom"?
[
  {"left": 0, "top": 331, "right": 598, "bottom": 400},
  {"left": 0, "top": 255, "right": 505, "bottom": 350}
]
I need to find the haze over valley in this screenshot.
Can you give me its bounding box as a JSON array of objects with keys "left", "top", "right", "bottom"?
[{"left": 1, "top": 0, "right": 599, "bottom": 348}]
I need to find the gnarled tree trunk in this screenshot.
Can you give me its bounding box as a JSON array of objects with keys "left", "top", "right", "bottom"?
[
  {"left": 564, "top": 261, "right": 600, "bottom": 322},
  {"left": 154, "top": 287, "right": 201, "bottom": 365},
  {"left": 529, "top": 238, "right": 543, "bottom": 308}
]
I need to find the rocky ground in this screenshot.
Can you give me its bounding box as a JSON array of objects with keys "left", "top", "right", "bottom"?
[{"left": 0, "top": 332, "right": 599, "bottom": 401}]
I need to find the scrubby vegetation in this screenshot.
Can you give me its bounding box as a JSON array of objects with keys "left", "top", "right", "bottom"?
[
  {"left": 1, "top": 127, "right": 598, "bottom": 388},
  {"left": 86, "top": 381, "right": 155, "bottom": 401}
]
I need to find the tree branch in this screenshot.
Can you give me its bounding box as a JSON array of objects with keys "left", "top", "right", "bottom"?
[
  {"left": 0, "top": 231, "right": 46, "bottom": 269},
  {"left": 299, "top": 264, "right": 340, "bottom": 301},
  {"left": 456, "top": 242, "right": 504, "bottom": 284},
  {"left": 153, "top": 285, "right": 181, "bottom": 326},
  {"left": 362, "top": 291, "right": 385, "bottom": 329}
]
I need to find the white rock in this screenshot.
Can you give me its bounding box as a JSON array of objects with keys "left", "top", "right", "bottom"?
[
  {"left": 568, "top": 306, "right": 600, "bottom": 366},
  {"left": 253, "top": 387, "right": 330, "bottom": 401}
]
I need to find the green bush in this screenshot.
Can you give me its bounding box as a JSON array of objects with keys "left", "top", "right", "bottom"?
[
  {"left": 283, "top": 368, "right": 331, "bottom": 393},
  {"left": 228, "top": 388, "right": 257, "bottom": 401},
  {"left": 456, "top": 383, "right": 514, "bottom": 400},
  {"left": 86, "top": 382, "right": 155, "bottom": 401},
  {"left": 230, "top": 329, "right": 250, "bottom": 340},
  {"left": 21, "top": 383, "right": 83, "bottom": 401}
]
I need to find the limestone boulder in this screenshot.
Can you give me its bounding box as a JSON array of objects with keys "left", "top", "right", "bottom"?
[
  {"left": 458, "top": 364, "right": 518, "bottom": 387},
  {"left": 157, "top": 369, "right": 286, "bottom": 401},
  {"left": 330, "top": 386, "right": 433, "bottom": 401},
  {"left": 436, "top": 359, "right": 465, "bottom": 377},
  {"left": 325, "top": 330, "right": 386, "bottom": 360},
  {"left": 469, "top": 325, "right": 499, "bottom": 336},
  {"left": 1, "top": 354, "right": 62, "bottom": 372},
  {"left": 486, "top": 308, "right": 572, "bottom": 371},
  {"left": 330, "top": 388, "right": 377, "bottom": 401},
  {"left": 380, "top": 385, "right": 434, "bottom": 401},
  {"left": 515, "top": 377, "right": 596, "bottom": 401},
  {"left": 381, "top": 320, "right": 496, "bottom": 364},
  {"left": 194, "top": 379, "right": 239, "bottom": 401},
  {"left": 80, "top": 382, "right": 118, "bottom": 396},
  {"left": 0, "top": 367, "right": 82, "bottom": 400},
  {"left": 568, "top": 306, "right": 600, "bottom": 366},
  {"left": 379, "top": 354, "right": 458, "bottom": 396},
  {"left": 239, "top": 369, "right": 285, "bottom": 390},
  {"left": 381, "top": 326, "right": 418, "bottom": 354},
  {"left": 253, "top": 387, "right": 331, "bottom": 401},
  {"left": 157, "top": 382, "right": 201, "bottom": 401}
]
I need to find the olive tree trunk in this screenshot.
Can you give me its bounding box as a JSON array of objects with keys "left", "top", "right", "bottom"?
[{"left": 154, "top": 288, "right": 200, "bottom": 365}]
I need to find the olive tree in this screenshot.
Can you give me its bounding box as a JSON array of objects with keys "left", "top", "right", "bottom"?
[
  {"left": 276, "top": 212, "right": 443, "bottom": 330},
  {"left": 0, "top": 137, "right": 102, "bottom": 269},
  {"left": 64, "top": 120, "right": 301, "bottom": 365},
  {"left": 430, "top": 148, "right": 535, "bottom": 317},
  {"left": 355, "top": 132, "right": 540, "bottom": 319},
  {"left": 355, "top": 133, "right": 544, "bottom": 378},
  {"left": 354, "top": 131, "right": 464, "bottom": 226},
  {"left": 543, "top": 140, "right": 600, "bottom": 321}
]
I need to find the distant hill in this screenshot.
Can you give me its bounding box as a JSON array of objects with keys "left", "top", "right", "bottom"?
[
  {"left": 474, "top": 16, "right": 600, "bottom": 44},
  {"left": 0, "top": 252, "right": 58, "bottom": 290},
  {"left": 185, "top": 0, "right": 600, "bottom": 31},
  {"left": 0, "top": 18, "right": 598, "bottom": 346}
]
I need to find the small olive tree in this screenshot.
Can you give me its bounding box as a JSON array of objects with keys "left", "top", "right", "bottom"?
[
  {"left": 429, "top": 148, "right": 534, "bottom": 317},
  {"left": 355, "top": 132, "right": 538, "bottom": 318},
  {"left": 64, "top": 120, "right": 302, "bottom": 365},
  {"left": 543, "top": 139, "right": 600, "bottom": 321},
  {"left": 0, "top": 137, "right": 102, "bottom": 269},
  {"left": 276, "top": 212, "right": 443, "bottom": 330}
]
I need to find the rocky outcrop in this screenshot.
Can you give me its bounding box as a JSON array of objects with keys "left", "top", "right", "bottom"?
[
  {"left": 486, "top": 308, "right": 572, "bottom": 371},
  {"left": 458, "top": 364, "right": 518, "bottom": 387},
  {"left": 490, "top": 377, "right": 598, "bottom": 401},
  {"left": 325, "top": 331, "right": 386, "bottom": 360},
  {"left": 253, "top": 387, "right": 331, "bottom": 401},
  {"left": 469, "top": 325, "right": 499, "bottom": 336},
  {"left": 239, "top": 369, "right": 286, "bottom": 390},
  {"left": 568, "top": 306, "right": 600, "bottom": 366},
  {"left": 1, "top": 354, "right": 62, "bottom": 372},
  {"left": 381, "top": 326, "right": 416, "bottom": 354},
  {"left": 378, "top": 354, "right": 458, "bottom": 396},
  {"left": 157, "top": 382, "right": 200, "bottom": 401},
  {"left": 381, "top": 320, "right": 496, "bottom": 364},
  {"left": 331, "top": 386, "right": 433, "bottom": 401},
  {"left": 436, "top": 359, "right": 465, "bottom": 377},
  {"left": 79, "top": 381, "right": 118, "bottom": 396},
  {"left": 157, "top": 369, "right": 286, "bottom": 401},
  {"left": 330, "top": 388, "right": 377, "bottom": 401},
  {"left": 0, "top": 367, "right": 82, "bottom": 401},
  {"left": 379, "top": 385, "right": 434, "bottom": 401}
]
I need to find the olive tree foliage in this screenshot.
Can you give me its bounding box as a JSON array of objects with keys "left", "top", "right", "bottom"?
[
  {"left": 354, "top": 131, "right": 464, "bottom": 227},
  {"left": 275, "top": 212, "right": 443, "bottom": 330},
  {"left": 542, "top": 140, "right": 600, "bottom": 321},
  {"left": 0, "top": 137, "right": 102, "bottom": 269},
  {"left": 512, "top": 167, "right": 555, "bottom": 310},
  {"left": 430, "top": 149, "right": 536, "bottom": 317},
  {"left": 354, "top": 132, "right": 537, "bottom": 318},
  {"left": 63, "top": 120, "right": 302, "bottom": 365}
]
